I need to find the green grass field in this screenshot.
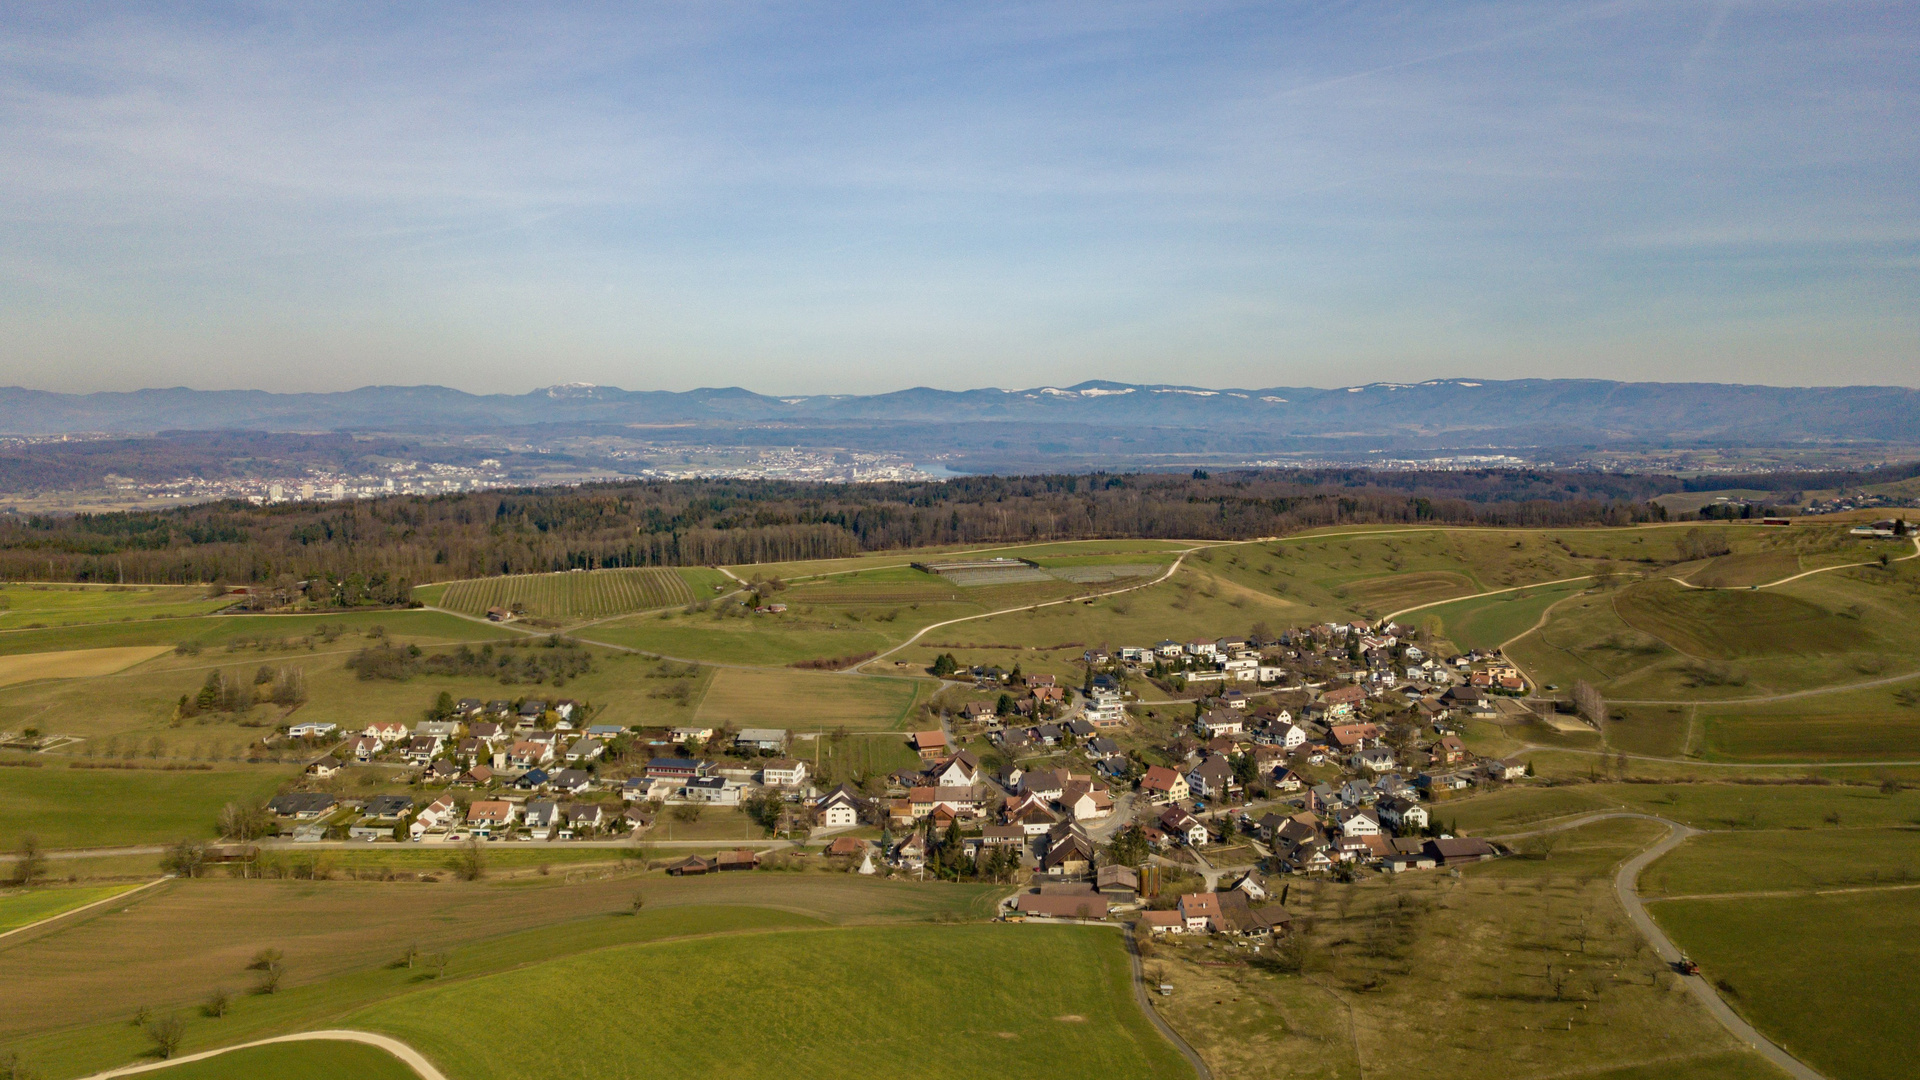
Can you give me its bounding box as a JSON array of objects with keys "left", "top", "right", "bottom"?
[
  {"left": 1445, "top": 781, "right": 1920, "bottom": 835},
  {"left": 1416, "top": 580, "right": 1589, "bottom": 652},
  {"left": 1680, "top": 551, "right": 1801, "bottom": 588},
  {"left": 0, "top": 609, "right": 520, "bottom": 659},
  {"left": 350, "top": 923, "right": 1190, "bottom": 1080},
  {"left": 1612, "top": 580, "right": 1874, "bottom": 661},
  {"left": 434, "top": 567, "right": 701, "bottom": 622},
  {"left": 1651, "top": 891, "right": 1920, "bottom": 1080},
  {"left": 0, "top": 583, "right": 232, "bottom": 631},
  {"left": 0, "top": 882, "right": 144, "bottom": 932},
  {"left": 0, "top": 763, "right": 291, "bottom": 849},
  {"left": 694, "top": 668, "right": 923, "bottom": 730},
  {"left": 1639, "top": 827, "right": 1920, "bottom": 897},
  {"left": 584, "top": 607, "right": 906, "bottom": 666},
  {"left": 1694, "top": 684, "right": 1920, "bottom": 762},
  {"left": 120, "top": 1040, "right": 420, "bottom": 1080}
]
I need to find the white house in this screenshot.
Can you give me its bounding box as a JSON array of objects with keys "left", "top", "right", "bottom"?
[
  {"left": 1377, "top": 797, "right": 1429, "bottom": 832},
  {"left": 761, "top": 758, "right": 809, "bottom": 788},
  {"left": 1337, "top": 809, "right": 1381, "bottom": 837},
  {"left": 816, "top": 787, "right": 863, "bottom": 828}
]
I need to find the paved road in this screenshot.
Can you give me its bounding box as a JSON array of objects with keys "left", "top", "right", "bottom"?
[
  {"left": 1120, "top": 922, "right": 1212, "bottom": 1080},
  {"left": 1492, "top": 812, "right": 1829, "bottom": 1080},
  {"left": 79, "top": 1029, "right": 447, "bottom": 1080}
]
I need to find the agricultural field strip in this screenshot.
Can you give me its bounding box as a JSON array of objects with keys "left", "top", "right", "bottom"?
[
  {"left": 0, "top": 879, "right": 163, "bottom": 941},
  {"left": 77, "top": 1030, "right": 444, "bottom": 1080},
  {"left": 1518, "top": 742, "right": 1920, "bottom": 768},
  {"left": 438, "top": 568, "right": 696, "bottom": 622},
  {"left": 1486, "top": 811, "right": 1828, "bottom": 1080},
  {"left": 1668, "top": 534, "right": 1920, "bottom": 590}
]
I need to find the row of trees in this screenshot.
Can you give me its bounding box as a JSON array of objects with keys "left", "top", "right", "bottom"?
[{"left": 0, "top": 470, "right": 1672, "bottom": 587}]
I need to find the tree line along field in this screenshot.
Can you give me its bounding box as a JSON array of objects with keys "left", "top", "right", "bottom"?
[{"left": 430, "top": 566, "right": 714, "bottom": 622}]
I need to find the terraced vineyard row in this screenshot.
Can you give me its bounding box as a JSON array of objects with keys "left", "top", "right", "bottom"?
[{"left": 440, "top": 568, "right": 696, "bottom": 621}]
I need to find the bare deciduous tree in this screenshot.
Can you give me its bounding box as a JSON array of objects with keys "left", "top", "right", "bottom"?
[
  {"left": 146, "top": 1014, "right": 187, "bottom": 1059},
  {"left": 8, "top": 834, "right": 47, "bottom": 887}
]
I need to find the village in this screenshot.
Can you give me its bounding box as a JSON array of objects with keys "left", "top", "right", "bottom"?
[{"left": 252, "top": 614, "right": 1550, "bottom": 947}]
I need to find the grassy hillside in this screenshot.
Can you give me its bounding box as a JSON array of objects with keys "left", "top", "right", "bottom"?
[
  {"left": 351, "top": 923, "right": 1189, "bottom": 1080},
  {"left": 1651, "top": 891, "right": 1920, "bottom": 1080}
]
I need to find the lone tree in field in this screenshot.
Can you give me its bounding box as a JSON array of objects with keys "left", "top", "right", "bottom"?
[
  {"left": 203, "top": 987, "right": 230, "bottom": 1018},
  {"left": 448, "top": 839, "right": 487, "bottom": 881},
  {"left": 1572, "top": 681, "right": 1607, "bottom": 729},
  {"left": 9, "top": 834, "right": 47, "bottom": 887},
  {"left": 145, "top": 1013, "right": 187, "bottom": 1059}
]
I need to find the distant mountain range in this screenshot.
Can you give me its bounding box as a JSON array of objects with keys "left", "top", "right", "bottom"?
[{"left": 1, "top": 379, "right": 1915, "bottom": 446}]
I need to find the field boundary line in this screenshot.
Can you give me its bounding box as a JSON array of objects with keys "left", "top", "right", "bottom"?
[
  {"left": 1645, "top": 881, "right": 1920, "bottom": 904},
  {"left": 0, "top": 877, "right": 165, "bottom": 942},
  {"left": 77, "top": 1029, "right": 446, "bottom": 1080}
]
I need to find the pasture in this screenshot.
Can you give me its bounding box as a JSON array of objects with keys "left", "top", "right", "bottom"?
[
  {"left": 0, "top": 878, "right": 999, "bottom": 1069},
  {"left": 694, "top": 668, "right": 923, "bottom": 730},
  {"left": 1678, "top": 551, "right": 1799, "bottom": 588},
  {"left": 434, "top": 567, "right": 701, "bottom": 622},
  {"left": 1693, "top": 683, "right": 1920, "bottom": 762},
  {"left": 350, "top": 923, "right": 1189, "bottom": 1080},
  {"left": 1639, "top": 827, "right": 1920, "bottom": 898},
  {"left": 1611, "top": 580, "right": 1873, "bottom": 661},
  {"left": 128, "top": 1040, "right": 419, "bottom": 1080},
  {"left": 0, "top": 762, "right": 291, "bottom": 849},
  {"left": 583, "top": 607, "right": 905, "bottom": 667},
  {"left": 1415, "top": 581, "right": 1588, "bottom": 652},
  {"left": 0, "top": 882, "right": 144, "bottom": 933},
  {"left": 1650, "top": 890, "right": 1920, "bottom": 1080},
  {"left": 0, "top": 644, "right": 172, "bottom": 688},
  {"left": 1511, "top": 560, "right": 1920, "bottom": 701},
  {"left": 1444, "top": 781, "right": 1920, "bottom": 835},
  {"left": 0, "top": 583, "right": 231, "bottom": 631}
]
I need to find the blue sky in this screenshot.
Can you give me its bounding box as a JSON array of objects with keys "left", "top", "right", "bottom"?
[{"left": 1, "top": 1, "right": 1914, "bottom": 394}]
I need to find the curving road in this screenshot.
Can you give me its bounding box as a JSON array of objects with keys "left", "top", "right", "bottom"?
[
  {"left": 78, "top": 1029, "right": 447, "bottom": 1080},
  {"left": 1491, "top": 812, "right": 1828, "bottom": 1080}
]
